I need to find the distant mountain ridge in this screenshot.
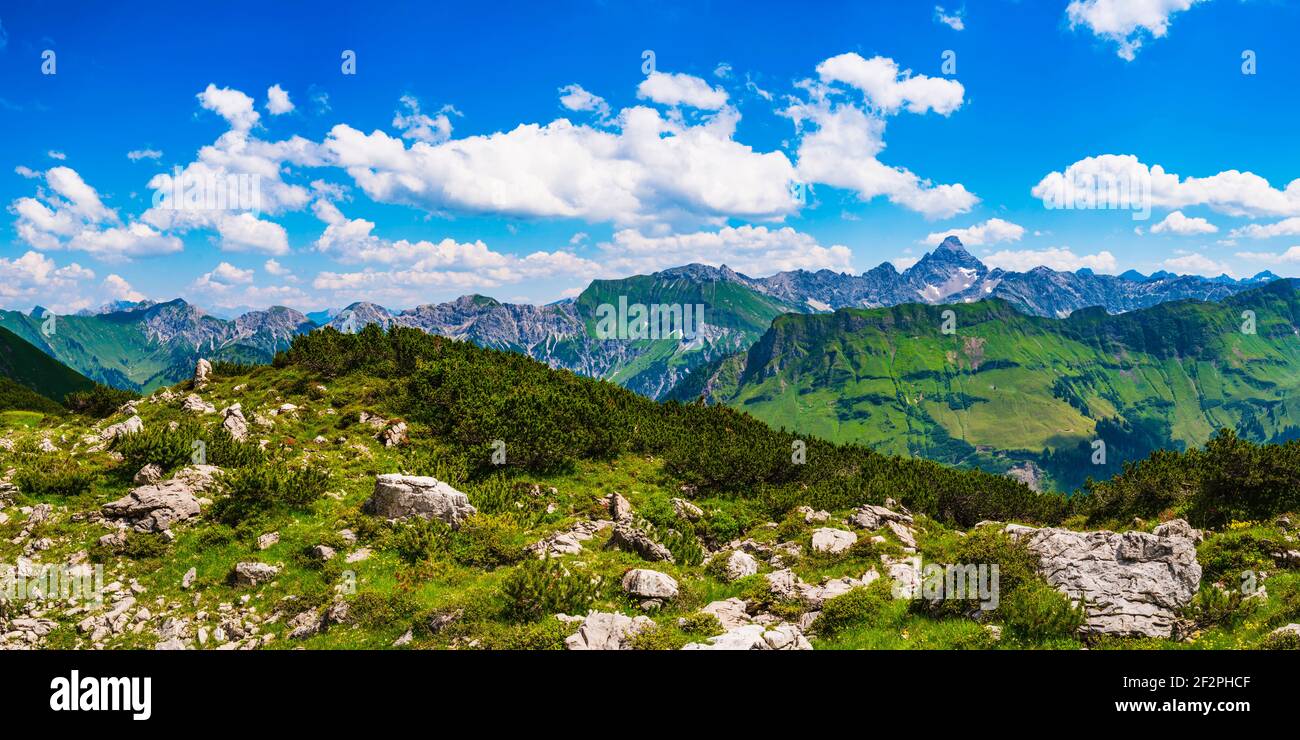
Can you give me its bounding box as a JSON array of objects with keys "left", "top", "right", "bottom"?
[
  {"left": 738, "top": 236, "right": 1271, "bottom": 318},
  {"left": 1, "top": 236, "right": 1279, "bottom": 396}
]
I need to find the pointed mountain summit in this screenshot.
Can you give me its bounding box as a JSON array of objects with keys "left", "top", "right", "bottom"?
[{"left": 904, "top": 236, "right": 988, "bottom": 302}]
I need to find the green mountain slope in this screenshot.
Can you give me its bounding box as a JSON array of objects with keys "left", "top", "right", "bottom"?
[
  {"left": 0, "top": 325, "right": 96, "bottom": 407},
  {"left": 553, "top": 266, "right": 803, "bottom": 398},
  {"left": 0, "top": 301, "right": 313, "bottom": 393},
  {"left": 669, "top": 279, "right": 1300, "bottom": 488}
]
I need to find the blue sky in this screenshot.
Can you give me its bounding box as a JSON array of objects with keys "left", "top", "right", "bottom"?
[{"left": 2, "top": 0, "right": 1299, "bottom": 315}]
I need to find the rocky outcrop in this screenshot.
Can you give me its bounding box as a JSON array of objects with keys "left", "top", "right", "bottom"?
[
  {"left": 527, "top": 520, "right": 612, "bottom": 558},
  {"left": 181, "top": 394, "right": 215, "bottom": 414},
  {"left": 682, "top": 623, "right": 811, "bottom": 650},
  {"left": 363, "top": 474, "right": 477, "bottom": 527},
  {"left": 101, "top": 465, "right": 220, "bottom": 533},
  {"left": 564, "top": 611, "right": 655, "bottom": 650},
  {"left": 605, "top": 523, "right": 674, "bottom": 563},
  {"left": 221, "top": 404, "right": 248, "bottom": 442},
  {"left": 811, "top": 527, "right": 857, "bottom": 554},
  {"left": 847, "top": 503, "right": 912, "bottom": 530},
  {"left": 193, "top": 358, "right": 212, "bottom": 387},
  {"left": 1007, "top": 520, "right": 1202, "bottom": 638},
  {"left": 100, "top": 415, "right": 143, "bottom": 443},
  {"left": 720, "top": 550, "right": 759, "bottom": 581}
]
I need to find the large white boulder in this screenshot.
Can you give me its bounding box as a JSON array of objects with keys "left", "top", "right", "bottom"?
[
  {"left": 811, "top": 528, "right": 857, "bottom": 554},
  {"left": 1007, "top": 520, "right": 1202, "bottom": 638},
  {"left": 621, "top": 569, "right": 679, "bottom": 600},
  {"left": 364, "top": 474, "right": 477, "bottom": 527}
]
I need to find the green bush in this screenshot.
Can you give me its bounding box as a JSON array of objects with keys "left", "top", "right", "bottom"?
[
  {"left": 1257, "top": 628, "right": 1300, "bottom": 650},
  {"left": 450, "top": 515, "right": 527, "bottom": 568},
  {"left": 999, "top": 581, "right": 1086, "bottom": 643},
  {"left": 626, "top": 623, "right": 691, "bottom": 650},
  {"left": 349, "top": 589, "right": 421, "bottom": 629},
  {"left": 498, "top": 557, "right": 601, "bottom": 622},
  {"left": 14, "top": 458, "right": 96, "bottom": 498},
  {"left": 209, "top": 463, "right": 330, "bottom": 525},
  {"left": 64, "top": 385, "right": 139, "bottom": 419},
  {"left": 1183, "top": 585, "right": 1259, "bottom": 630},
  {"left": 1197, "top": 529, "right": 1280, "bottom": 583},
  {"left": 813, "top": 578, "right": 896, "bottom": 635}
]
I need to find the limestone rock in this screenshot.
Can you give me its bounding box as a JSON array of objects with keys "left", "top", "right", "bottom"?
[
  {"left": 102, "top": 476, "right": 205, "bottom": 533},
  {"left": 564, "top": 611, "right": 654, "bottom": 650},
  {"left": 607, "top": 492, "right": 634, "bottom": 523},
  {"left": 721, "top": 550, "right": 759, "bottom": 581},
  {"left": 181, "top": 394, "right": 215, "bottom": 414},
  {"left": 671, "top": 497, "right": 703, "bottom": 521},
  {"left": 682, "top": 623, "right": 811, "bottom": 650},
  {"left": 811, "top": 527, "right": 857, "bottom": 554},
  {"left": 1007, "top": 519, "right": 1202, "bottom": 638},
  {"left": 378, "top": 421, "right": 408, "bottom": 448},
  {"left": 701, "top": 598, "right": 752, "bottom": 630},
  {"left": 221, "top": 404, "right": 248, "bottom": 442},
  {"left": 363, "top": 474, "right": 477, "bottom": 527},
  {"left": 621, "top": 568, "right": 679, "bottom": 599},
  {"left": 230, "top": 562, "right": 280, "bottom": 587},
  {"left": 193, "top": 358, "right": 212, "bottom": 386},
  {"left": 101, "top": 415, "right": 143, "bottom": 443},
  {"left": 848, "top": 504, "right": 913, "bottom": 530},
  {"left": 133, "top": 463, "right": 163, "bottom": 486},
  {"left": 605, "top": 523, "right": 674, "bottom": 563}
]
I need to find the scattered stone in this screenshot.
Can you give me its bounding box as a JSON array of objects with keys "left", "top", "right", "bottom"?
[
  {"left": 811, "top": 527, "right": 857, "bottom": 554},
  {"left": 847, "top": 504, "right": 913, "bottom": 530},
  {"left": 564, "top": 611, "right": 654, "bottom": 650},
  {"left": 682, "top": 623, "right": 811, "bottom": 650},
  {"left": 311, "top": 545, "right": 337, "bottom": 561},
  {"left": 721, "top": 550, "right": 759, "bottom": 581},
  {"left": 605, "top": 523, "right": 674, "bottom": 563},
  {"left": 181, "top": 567, "right": 197, "bottom": 590},
  {"left": 221, "top": 404, "right": 249, "bottom": 442},
  {"left": 363, "top": 474, "right": 477, "bottom": 527},
  {"left": 133, "top": 463, "right": 163, "bottom": 486},
  {"left": 181, "top": 394, "right": 215, "bottom": 414},
  {"left": 38, "top": 438, "right": 58, "bottom": 453},
  {"left": 621, "top": 569, "right": 679, "bottom": 600},
  {"left": 345, "top": 548, "right": 371, "bottom": 563},
  {"left": 671, "top": 497, "right": 703, "bottom": 521},
  {"left": 701, "top": 598, "right": 752, "bottom": 630},
  {"left": 287, "top": 610, "right": 323, "bottom": 639},
  {"left": 378, "top": 421, "right": 408, "bottom": 448},
  {"left": 100, "top": 415, "right": 143, "bottom": 443},
  {"left": 527, "top": 520, "right": 612, "bottom": 558},
  {"left": 230, "top": 562, "right": 280, "bottom": 587},
  {"left": 257, "top": 532, "right": 280, "bottom": 550},
  {"left": 796, "top": 506, "right": 830, "bottom": 524}
]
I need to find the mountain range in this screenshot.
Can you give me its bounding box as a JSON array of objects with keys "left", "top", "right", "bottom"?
[
  {"left": 670, "top": 277, "right": 1300, "bottom": 489},
  {"left": 1, "top": 237, "right": 1274, "bottom": 397}
]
